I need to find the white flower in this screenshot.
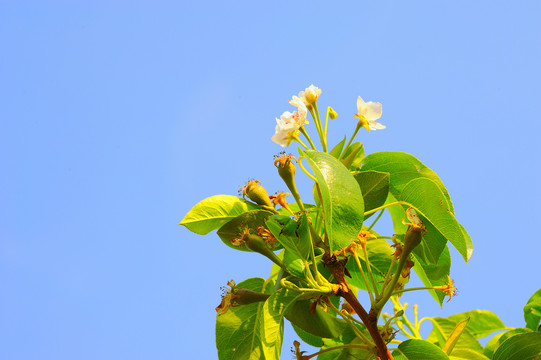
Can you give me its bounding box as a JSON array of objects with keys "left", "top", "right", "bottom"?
[
  {"left": 271, "top": 104, "right": 308, "bottom": 147},
  {"left": 355, "top": 96, "right": 385, "bottom": 131},
  {"left": 290, "top": 85, "right": 322, "bottom": 106}
]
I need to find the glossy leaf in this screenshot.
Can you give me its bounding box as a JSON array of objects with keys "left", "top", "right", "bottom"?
[
  {"left": 354, "top": 170, "right": 390, "bottom": 215},
  {"left": 524, "top": 288, "right": 541, "bottom": 331},
  {"left": 392, "top": 339, "right": 450, "bottom": 360},
  {"left": 483, "top": 328, "right": 532, "bottom": 358},
  {"left": 399, "top": 177, "right": 472, "bottom": 263},
  {"left": 266, "top": 214, "right": 312, "bottom": 261},
  {"left": 180, "top": 195, "right": 259, "bottom": 235},
  {"left": 215, "top": 277, "right": 274, "bottom": 360},
  {"left": 361, "top": 151, "right": 454, "bottom": 213},
  {"left": 361, "top": 151, "right": 475, "bottom": 263},
  {"left": 411, "top": 244, "right": 451, "bottom": 305},
  {"left": 447, "top": 310, "right": 507, "bottom": 339},
  {"left": 217, "top": 210, "right": 277, "bottom": 252},
  {"left": 285, "top": 299, "right": 349, "bottom": 339},
  {"left": 427, "top": 317, "right": 483, "bottom": 353},
  {"left": 300, "top": 150, "right": 364, "bottom": 252},
  {"left": 493, "top": 332, "right": 541, "bottom": 360}
]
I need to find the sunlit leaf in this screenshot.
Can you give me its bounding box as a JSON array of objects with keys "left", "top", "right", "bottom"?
[
  {"left": 392, "top": 339, "right": 450, "bottom": 360},
  {"left": 524, "top": 288, "right": 541, "bottom": 331},
  {"left": 180, "top": 195, "right": 260, "bottom": 235},
  {"left": 215, "top": 277, "right": 274, "bottom": 360},
  {"left": 483, "top": 328, "right": 532, "bottom": 359},
  {"left": 300, "top": 150, "right": 364, "bottom": 252},
  {"left": 217, "top": 210, "right": 277, "bottom": 251},
  {"left": 492, "top": 332, "right": 541, "bottom": 360},
  {"left": 354, "top": 170, "right": 390, "bottom": 216},
  {"left": 266, "top": 214, "right": 312, "bottom": 261}
]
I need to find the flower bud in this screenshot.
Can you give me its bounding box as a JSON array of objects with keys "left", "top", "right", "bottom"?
[
  {"left": 243, "top": 233, "right": 285, "bottom": 268},
  {"left": 240, "top": 180, "right": 274, "bottom": 209},
  {"left": 328, "top": 107, "right": 338, "bottom": 119},
  {"left": 403, "top": 225, "right": 424, "bottom": 253},
  {"left": 402, "top": 208, "right": 427, "bottom": 254},
  {"left": 232, "top": 288, "right": 270, "bottom": 305},
  {"left": 302, "top": 84, "right": 322, "bottom": 105}
]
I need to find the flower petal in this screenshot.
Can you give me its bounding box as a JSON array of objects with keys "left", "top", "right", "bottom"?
[
  {"left": 364, "top": 101, "right": 382, "bottom": 121},
  {"left": 357, "top": 96, "right": 367, "bottom": 115},
  {"left": 369, "top": 121, "right": 386, "bottom": 130}
]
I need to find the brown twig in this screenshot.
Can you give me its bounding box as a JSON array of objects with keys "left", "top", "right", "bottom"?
[{"left": 323, "top": 252, "right": 393, "bottom": 360}]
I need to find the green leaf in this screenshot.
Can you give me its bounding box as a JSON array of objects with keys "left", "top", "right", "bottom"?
[
  {"left": 180, "top": 195, "right": 260, "bottom": 235},
  {"left": 399, "top": 177, "right": 472, "bottom": 263},
  {"left": 443, "top": 318, "right": 470, "bottom": 354},
  {"left": 427, "top": 317, "right": 483, "bottom": 353},
  {"left": 217, "top": 210, "right": 277, "bottom": 252},
  {"left": 411, "top": 244, "right": 451, "bottom": 305},
  {"left": 361, "top": 151, "right": 454, "bottom": 213},
  {"left": 285, "top": 299, "right": 349, "bottom": 339},
  {"left": 341, "top": 142, "right": 365, "bottom": 169},
  {"left": 215, "top": 277, "right": 274, "bottom": 360},
  {"left": 393, "top": 339, "right": 450, "bottom": 360},
  {"left": 266, "top": 214, "right": 312, "bottom": 260},
  {"left": 292, "top": 324, "right": 324, "bottom": 348},
  {"left": 493, "top": 332, "right": 541, "bottom": 360},
  {"left": 330, "top": 136, "right": 347, "bottom": 159},
  {"left": 524, "top": 288, "right": 541, "bottom": 331},
  {"left": 484, "top": 328, "right": 532, "bottom": 358},
  {"left": 259, "top": 288, "right": 302, "bottom": 360},
  {"left": 362, "top": 152, "right": 475, "bottom": 263},
  {"left": 316, "top": 326, "right": 373, "bottom": 360},
  {"left": 300, "top": 150, "right": 364, "bottom": 252},
  {"left": 449, "top": 348, "right": 490, "bottom": 360},
  {"left": 354, "top": 170, "right": 390, "bottom": 216},
  {"left": 283, "top": 250, "right": 305, "bottom": 277},
  {"left": 447, "top": 310, "right": 507, "bottom": 339}
]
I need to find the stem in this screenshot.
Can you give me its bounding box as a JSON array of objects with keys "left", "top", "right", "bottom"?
[
  {"left": 392, "top": 286, "right": 435, "bottom": 296},
  {"left": 366, "top": 209, "right": 385, "bottom": 231},
  {"left": 339, "top": 123, "right": 362, "bottom": 160},
  {"left": 326, "top": 299, "right": 374, "bottom": 345},
  {"left": 363, "top": 247, "right": 380, "bottom": 298},
  {"left": 323, "top": 253, "right": 394, "bottom": 360},
  {"left": 364, "top": 201, "right": 410, "bottom": 216},
  {"left": 375, "top": 254, "right": 409, "bottom": 313},
  {"left": 299, "top": 126, "right": 316, "bottom": 150},
  {"left": 297, "top": 157, "right": 318, "bottom": 182},
  {"left": 293, "top": 135, "right": 309, "bottom": 150},
  {"left": 324, "top": 107, "right": 331, "bottom": 138},
  {"left": 379, "top": 256, "right": 397, "bottom": 298},
  {"left": 352, "top": 251, "right": 375, "bottom": 305},
  {"left": 308, "top": 106, "right": 323, "bottom": 144},
  {"left": 312, "top": 102, "right": 327, "bottom": 152}
]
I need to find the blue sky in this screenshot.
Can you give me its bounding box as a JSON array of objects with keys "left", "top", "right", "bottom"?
[{"left": 1, "top": 1, "right": 540, "bottom": 359}]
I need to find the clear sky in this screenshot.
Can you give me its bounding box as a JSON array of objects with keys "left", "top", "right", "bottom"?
[{"left": 1, "top": 1, "right": 540, "bottom": 359}]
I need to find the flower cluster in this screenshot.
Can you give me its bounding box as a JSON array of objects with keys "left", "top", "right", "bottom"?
[
  {"left": 271, "top": 96, "right": 308, "bottom": 147},
  {"left": 271, "top": 84, "right": 385, "bottom": 148}
]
